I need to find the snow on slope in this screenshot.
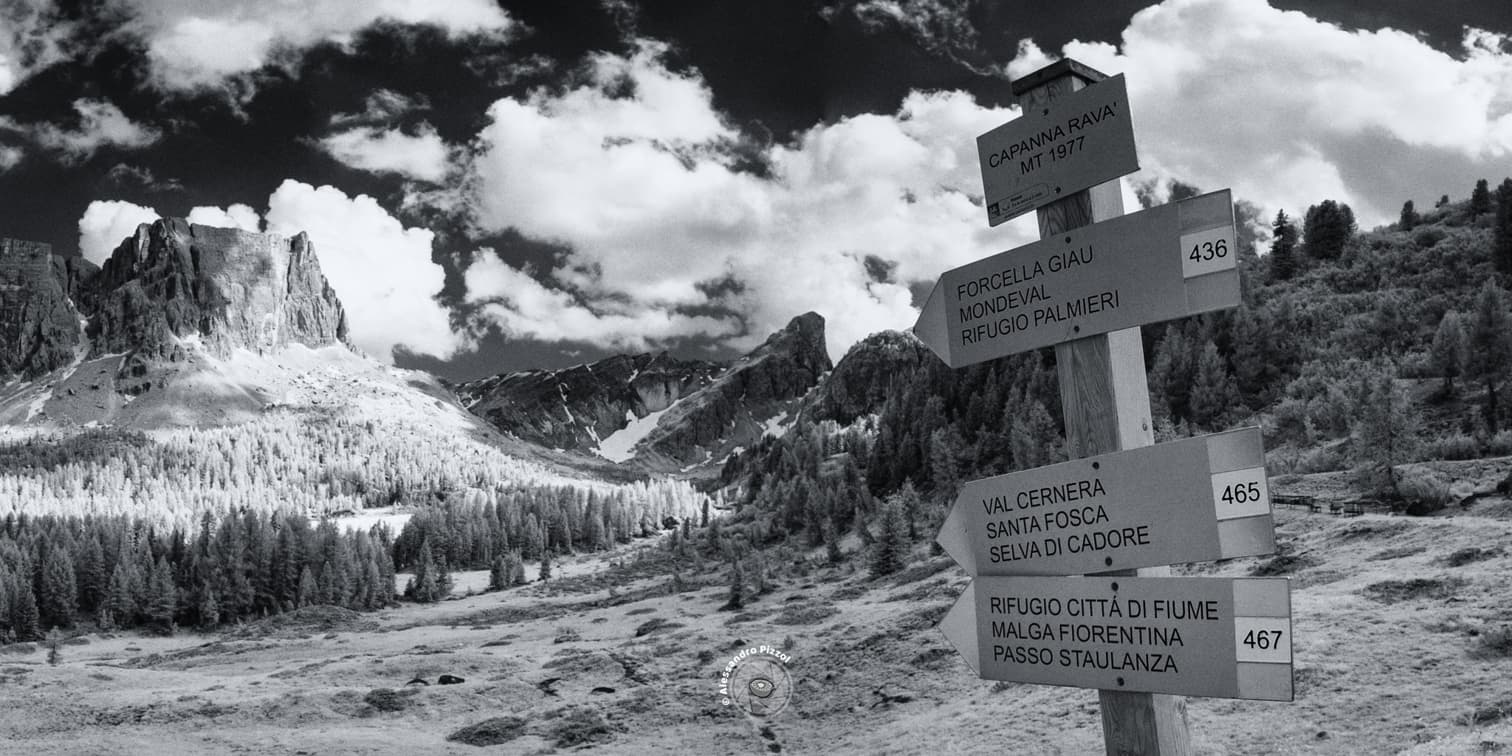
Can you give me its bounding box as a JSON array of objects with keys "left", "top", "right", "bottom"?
[{"left": 595, "top": 403, "right": 680, "bottom": 463}]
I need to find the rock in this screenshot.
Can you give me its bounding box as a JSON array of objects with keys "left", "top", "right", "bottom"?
[
  {"left": 438, "top": 674, "right": 464, "bottom": 685},
  {"left": 810, "top": 329, "right": 931, "bottom": 425},
  {"left": 0, "top": 238, "right": 83, "bottom": 380},
  {"left": 88, "top": 219, "right": 348, "bottom": 363}
]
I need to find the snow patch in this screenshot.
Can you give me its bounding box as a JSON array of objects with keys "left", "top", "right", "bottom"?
[
  {"left": 762, "top": 410, "right": 792, "bottom": 439},
  {"left": 596, "top": 405, "right": 675, "bottom": 463}
]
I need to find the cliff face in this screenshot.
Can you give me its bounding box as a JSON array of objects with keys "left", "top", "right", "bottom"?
[
  {"left": 0, "top": 239, "right": 83, "bottom": 380},
  {"left": 807, "top": 329, "right": 932, "bottom": 425},
  {"left": 89, "top": 219, "right": 348, "bottom": 361},
  {"left": 457, "top": 352, "right": 724, "bottom": 451}
]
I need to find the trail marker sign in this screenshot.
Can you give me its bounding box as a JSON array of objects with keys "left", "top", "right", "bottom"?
[
  {"left": 913, "top": 189, "right": 1239, "bottom": 369},
  {"left": 937, "top": 427, "right": 1274, "bottom": 577},
  {"left": 939, "top": 575, "right": 1293, "bottom": 701},
  {"left": 979, "top": 73, "right": 1138, "bottom": 226}
]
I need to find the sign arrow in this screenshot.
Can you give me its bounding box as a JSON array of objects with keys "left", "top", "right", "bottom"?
[
  {"left": 938, "top": 575, "right": 1293, "bottom": 701},
  {"left": 913, "top": 189, "right": 1240, "bottom": 369},
  {"left": 937, "top": 427, "right": 1275, "bottom": 577}
]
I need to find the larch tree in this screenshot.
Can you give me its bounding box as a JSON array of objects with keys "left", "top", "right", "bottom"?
[{"left": 1467, "top": 282, "right": 1512, "bottom": 432}]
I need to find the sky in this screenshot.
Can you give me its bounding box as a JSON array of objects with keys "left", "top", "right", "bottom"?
[{"left": 1, "top": 0, "right": 1509, "bottom": 380}]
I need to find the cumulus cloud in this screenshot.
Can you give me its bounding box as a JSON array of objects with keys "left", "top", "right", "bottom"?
[
  {"left": 78, "top": 199, "right": 160, "bottom": 265},
  {"left": 319, "top": 124, "right": 451, "bottom": 182},
  {"left": 465, "top": 42, "right": 1028, "bottom": 359},
  {"left": 187, "top": 203, "right": 261, "bottom": 232},
  {"left": 264, "top": 179, "right": 466, "bottom": 363},
  {"left": 0, "top": 145, "right": 21, "bottom": 171},
  {"left": 31, "top": 99, "right": 161, "bottom": 161},
  {"left": 1014, "top": 0, "right": 1512, "bottom": 226},
  {"left": 116, "top": 0, "right": 515, "bottom": 90}
]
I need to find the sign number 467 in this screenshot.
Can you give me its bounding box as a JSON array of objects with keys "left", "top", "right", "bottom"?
[{"left": 1242, "top": 629, "right": 1283, "bottom": 650}]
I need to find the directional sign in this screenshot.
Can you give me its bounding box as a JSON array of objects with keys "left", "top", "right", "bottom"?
[
  {"left": 937, "top": 427, "right": 1274, "bottom": 577},
  {"left": 979, "top": 74, "right": 1138, "bottom": 226},
  {"left": 940, "top": 576, "right": 1293, "bottom": 701},
  {"left": 913, "top": 189, "right": 1239, "bottom": 369}
]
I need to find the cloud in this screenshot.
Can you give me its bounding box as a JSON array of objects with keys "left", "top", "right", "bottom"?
[
  {"left": 1013, "top": 0, "right": 1512, "bottom": 227},
  {"left": 117, "top": 0, "right": 515, "bottom": 90},
  {"left": 0, "top": 145, "right": 20, "bottom": 171},
  {"left": 319, "top": 124, "right": 451, "bottom": 182},
  {"left": 330, "top": 89, "right": 430, "bottom": 127},
  {"left": 463, "top": 252, "right": 740, "bottom": 350},
  {"left": 464, "top": 42, "right": 1029, "bottom": 359},
  {"left": 264, "top": 179, "right": 466, "bottom": 363},
  {"left": 32, "top": 99, "right": 161, "bottom": 161},
  {"left": 78, "top": 199, "right": 160, "bottom": 265},
  {"left": 0, "top": 0, "right": 73, "bottom": 95},
  {"left": 187, "top": 203, "right": 261, "bottom": 232}
]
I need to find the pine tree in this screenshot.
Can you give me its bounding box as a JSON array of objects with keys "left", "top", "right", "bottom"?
[
  {"left": 146, "top": 557, "right": 177, "bottom": 632},
  {"left": 296, "top": 566, "right": 318, "bottom": 608},
  {"left": 38, "top": 547, "right": 77, "bottom": 629},
  {"left": 893, "top": 480, "right": 922, "bottom": 541},
  {"left": 1430, "top": 311, "right": 1468, "bottom": 395},
  {"left": 45, "top": 628, "right": 62, "bottom": 665},
  {"left": 1496, "top": 178, "right": 1512, "bottom": 276},
  {"left": 488, "top": 554, "right": 510, "bottom": 591},
  {"left": 1471, "top": 178, "right": 1492, "bottom": 217},
  {"left": 407, "top": 538, "right": 442, "bottom": 602},
  {"left": 538, "top": 549, "right": 552, "bottom": 582},
  {"left": 10, "top": 576, "right": 39, "bottom": 641},
  {"left": 197, "top": 581, "right": 220, "bottom": 628},
  {"left": 1189, "top": 340, "right": 1239, "bottom": 430},
  {"left": 1468, "top": 282, "right": 1512, "bottom": 432},
  {"left": 1302, "top": 200, "right": 1355, "bottom": 260},
  {"left": 869, "top": 499, "right": 908, "bottom": 578},
  {"left": 723, "top": 557, "right": 744, "bottom": 611},
  {"left": 1268, "top": 210, "right": 1299, "bottom": 282},
  {"left": 1149, "top": 325, "right": 1196, "bottom": 422},
  {"left": 102, "top": 562, "right": 138, "bottom": 630},
  {"left": 1399, "top": 200, "right": 1417, "bottom": 231},
  {"left": 1352, "top": 368, "right": 1421, "bottom": 501}
]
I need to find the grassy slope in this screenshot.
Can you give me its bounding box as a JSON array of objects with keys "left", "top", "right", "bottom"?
[{"left": 2, "top": 486, "right": 1511, "bottom": 755}]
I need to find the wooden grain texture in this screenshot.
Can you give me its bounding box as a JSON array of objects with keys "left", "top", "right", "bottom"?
[{"left": 1021, "top": 60, "right": 1193, "bottom": 756}]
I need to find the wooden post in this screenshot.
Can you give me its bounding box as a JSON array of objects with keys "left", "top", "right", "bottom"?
[{"left": 1013, "top": 59, "right": 1194, "bottom": 756}]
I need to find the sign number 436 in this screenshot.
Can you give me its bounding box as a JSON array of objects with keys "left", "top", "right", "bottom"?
[{"left": 1180, "top": 225, "right": 1237, "bottom": 279}]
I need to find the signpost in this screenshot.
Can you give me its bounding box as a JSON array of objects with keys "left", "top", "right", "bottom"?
[
  {"left": 978, "top": 68, "right": 1138, "bottom": 226},
  {"left": 936, "top": 427, "right": 1275, "bottom": 577},
  {"left": 912, "top": 189, "right": 1239, "bottom": 369},
  {"left": 939, "top": 576, "right": 1293, "bottom": 701},
  {"left": 924, "top": 58, "right": 1294, "bottom": 754}
]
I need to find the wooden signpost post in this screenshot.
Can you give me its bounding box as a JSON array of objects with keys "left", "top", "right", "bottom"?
[{"left": 921, "top": 59, "right": 1292, "bottom": 755}]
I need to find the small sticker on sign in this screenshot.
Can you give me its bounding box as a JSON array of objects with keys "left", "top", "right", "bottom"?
[
  {"left": 1180, "top": 225, "right": 1237, "bottom": 279},
  {"left": 1235, "top": 617, "right": 1291, "bottom": 664},
  {"left": 1211, "top": 468, "right": 1271, "bottom": 520}
]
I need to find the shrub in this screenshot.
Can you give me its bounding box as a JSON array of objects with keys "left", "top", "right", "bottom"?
[
  {"left": 1296, "top": 445, "right": 1346, "bottom": 474},
  {"left": 1426, "top": 434, "right": 1481, "bottom": 460},
  {"left": 364, "top": 688, "right": 411, "bottom": 712},
  {"left": 1476, "top": 626, "right": 1512, "bottom": 658},
  {"left": 1488, "top": 430, "right": 1512, "bottom": 456},
  {"left": 1396, "top": 468, "right": 1452, "bottom": 514},
  {"left": 549, "top": 707, "right": 614, "bottom": 748},
  {"left": 1413, "top": 227, "right": 1448, "bottom": 248},
  {"left": 1444, "top": 547, "right": 1502, "bottom": 567},
  {"left": 447, "top": 716, "right": 527, "bottom": 746}
]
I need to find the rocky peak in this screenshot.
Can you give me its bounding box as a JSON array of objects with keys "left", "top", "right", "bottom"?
[
  {"left": 88, "top": 219, "right": 349, "bottom": 361},
  {"left": 0, "top": 238, "right": 83, "bottom": 380}
]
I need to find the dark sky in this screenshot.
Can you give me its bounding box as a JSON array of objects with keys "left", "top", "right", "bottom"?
[{"left": 1, "top": 0, "right": 1508, "bottom": 380}]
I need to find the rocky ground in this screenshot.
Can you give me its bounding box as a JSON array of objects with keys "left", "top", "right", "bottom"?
[{"left": 2, "top": 471, "right": 1511, "bottom": 755}]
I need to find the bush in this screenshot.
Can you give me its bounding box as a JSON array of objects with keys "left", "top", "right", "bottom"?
[
  {"left": 1296, "top": 445, "right": 1346, "bottom": 473},
  {"left": 1396, "top": 468, "right": 1452, "bottom": 514},
  {"left": 1426, "top": 434, "right": 1481, "bottom": 460},
  {"left": 447, "top": 716, "right": 527, "bottom": 746},
  {"left": 549, "top": 707, "right": 615, "bottom": 748},
  {"left": 1444, "top": 547, "right": 1502, "bottom": 567},
  {"left": 1476, "top": 626, "right": 1512, "bottom": 658},
  {"left": 364, "top": 688, "right": 411, "bottom": 712},
  {"left": 1488, "top": 430, "right": 1512, "bottom": 456},
  {"left": 1413, "top": 227, "right": 1448, "bottom": 248}
]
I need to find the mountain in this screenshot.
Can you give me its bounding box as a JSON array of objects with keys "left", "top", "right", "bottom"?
[
  {"left": 0, "top": 238, "right": 85, "bottom": 380},
  {"left": 460, "top": 312, "right": 833, "bottom": 473}
]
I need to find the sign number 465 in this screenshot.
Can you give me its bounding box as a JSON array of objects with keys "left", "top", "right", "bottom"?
[{"left": 1221, "top": 482, "right": 1261, "bottom": 505}]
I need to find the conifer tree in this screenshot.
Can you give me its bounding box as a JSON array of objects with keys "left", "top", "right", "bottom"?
[
  {"left": 296, "top": 566, "right": 318, "bottom": 608},
  {"left": 10, "top": 576, "right": 39, "bottom": 641},
  {"left": 102, "top": 561, "right": 138, "bottom": 629},
  {"left": 1399, "top": 200, "right": 1417, "bottom": 231},
  {"left": 197, "top": 581, "right": 220, "bottom": 628},
  {"left": 1267, "top": 210, "right": 1299, "bottom": 283},
  {"left": 1468, "top": 282, "right": 1512, "bottom": 432},
  {"left": 407, "top": 538, "right": 442, "bottom": 602},
  {"left": 1189, "top": 341, "right": 1239, "bottom": 430},
  {"left": 538, "top": 548, "right": 552, "bottom": 582},
  {"left": 488, "top": 554, "right": 510, "bottom": 591},
  {"left": 1471, "top": 178, "right": 1492, "bottom": 217},
  {"left": 869, "top": 499, "right": 908, "bottom": 578},
  {"left": 1302, "top": 200, "right": 1355, "bottom": 260},
  {"left": 1496, "top": 178, "right": 1512, "bottom": 276},
  {"left": 38, "top": 547, "right": 77, "bottom": 629},
  {"left": 724, "top": 557, "right": 744, "bottom": 611},
  {"left": 1430, "top": 311, "right": 1468, "bottom": 394},
  {"left": 146, "top": 557, "right": 177, "bottom": 632},
  {"left": 1352, "top": 368, "right": 1421, "bottom": 501}
]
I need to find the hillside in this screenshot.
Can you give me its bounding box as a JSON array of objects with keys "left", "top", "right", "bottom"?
[{"left": 1, "top": 488, "right": 1508, "bottom": 754}]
